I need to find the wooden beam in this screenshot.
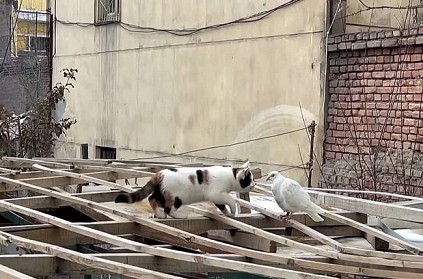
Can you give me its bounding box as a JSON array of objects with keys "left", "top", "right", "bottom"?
[
  {"left": 1, "top": 157, "right": 72, "bottom": 169},
  {"left": 2, "top": 169, "right": 422, "bottom": 276},
  {"left": 236, "top": 198, "right": 345, "bottom": 251},
  {"left": 0, "top": 201, "right": 330, "bottom": 279},
  {"left": 322, "top": 211, "right": 423, "bottom": 255},
  {"left": 32, "top": 164, "right": 135, "bottom": 193},
  {"left": 0, "top": 171, "right": 144, "bottom": 192},
  {"left": 188, "top": 206, "right": 423, "bottom": 268},
  {"left": 208, "top": 230, "right": 277, "bottom": 252},
  {"left": 0, "top": 231, "right": 181, "bottom": 279},
  {"left": 0, "top": 263, "right": 35, "bottom": 279},
  {"left": 1, "top": 252, "right": 422, "bottom": 279},
  {"left": 51, "top": 187, "right": 114, "bottom": 221},
  {"left": 307, "top": 190, "right": 423, "bottom": 223},
  {"left": 236, "top": 198, "right": 423, "bottom": 261}
]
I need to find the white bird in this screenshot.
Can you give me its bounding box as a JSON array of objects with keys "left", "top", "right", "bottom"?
[{"left": 266, "top": 171, "right": 325, "bottom": 222}]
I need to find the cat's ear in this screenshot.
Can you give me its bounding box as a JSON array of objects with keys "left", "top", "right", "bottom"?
[{"left": 240, "top": 161, "right": 250, "bottom": 169}]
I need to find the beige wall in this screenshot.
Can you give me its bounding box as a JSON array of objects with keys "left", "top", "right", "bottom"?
[
  {"left": 345, "top": 0, "right": 422, "bottom": 33},
  {"left": 52, "top": 0, "right": 327, "bottom": 185}
]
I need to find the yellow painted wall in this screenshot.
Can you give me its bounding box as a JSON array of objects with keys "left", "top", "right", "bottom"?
[{"left": 19, "top": 0, "right": 47, "bottom": 11}]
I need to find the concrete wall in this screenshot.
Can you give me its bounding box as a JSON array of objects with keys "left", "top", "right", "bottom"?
[
  {"left": 52, "top": 0, "right": 327, "bottom": 184},
  {"left": 345, "top": 0, "right": 422, "bottom": 33}
]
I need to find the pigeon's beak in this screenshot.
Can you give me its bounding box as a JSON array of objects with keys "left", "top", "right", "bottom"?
[{"left": 265, "top": 176, "right": 271, "bottom": 182}]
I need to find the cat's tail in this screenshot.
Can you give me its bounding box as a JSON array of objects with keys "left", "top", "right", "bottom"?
[{"left": 114, "top": 180, "right": 156, "bottom": 204}]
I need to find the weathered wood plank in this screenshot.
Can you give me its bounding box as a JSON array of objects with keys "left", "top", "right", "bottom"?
[
  {"left": 0, "top": 201, "right": 330, "bottom": 279},
  {"left": 0, "top": 263, "right": 35, "bottom": 279},
  {"left": 32, "top": 164, "right": 135, "bottom": 193},
  {"left": 208, "top": 230, "right": 277, "bottom": 252},
  {"left": 0, "top": 231, "right": 180, "bottom": 279},
  {"left": 307, "top": 190, "right": 423, "bottom": 223},
  {"left": 188, "top": 206, "right": 423, "bottom": 267},
  {"left": 1, "top": 253, "right": 423, "bottom": 279},
  {"left": 2, "top": 167, "right": 422, "bottom": 276}
]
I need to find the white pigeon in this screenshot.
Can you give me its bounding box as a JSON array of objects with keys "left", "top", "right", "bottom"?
[{"left": 266, "top": 171, "right": 325, "bottom": 222}]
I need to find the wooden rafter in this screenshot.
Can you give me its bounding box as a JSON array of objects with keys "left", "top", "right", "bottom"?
[{"left": 0, "top": 157, "right": 421, "bottom": 279}]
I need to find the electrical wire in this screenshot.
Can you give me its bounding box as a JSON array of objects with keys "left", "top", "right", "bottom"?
[
  {"left": 0, "top": 0, "right": 24, "bottom": 72},
  {"left": 131, "top": 127, "right": 308, "bottom": 160},
  {"left": 55, "top": 0, "right": 303, "bottom": 36}
]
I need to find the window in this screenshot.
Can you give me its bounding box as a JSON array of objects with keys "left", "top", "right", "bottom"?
[
  {"left": 94, "top": 0, "right": 120, "bottom": 24},
  {"left": 29, "top": 36, "right": 49, "bottom": 52},
  {"left": 81, "top": 144, "right": 89, "bottom": 159},
  {"left": 16, "top": 35, "right": 48, "bottom": 54},
  {"left": 96, "top": 146, "right": 116, "bottom": 159}
]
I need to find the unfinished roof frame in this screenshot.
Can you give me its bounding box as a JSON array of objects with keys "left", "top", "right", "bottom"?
[{"left": 0, "top": 156, "right": 420, "bottom": 278}]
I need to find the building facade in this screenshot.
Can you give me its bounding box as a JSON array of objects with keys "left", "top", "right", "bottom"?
[{"left": 52, "top": 0, "right": 327, "bottom": 185}]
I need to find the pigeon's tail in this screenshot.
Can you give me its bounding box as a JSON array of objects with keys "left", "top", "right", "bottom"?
[
  {"left": 307, "top": 212, "right": 324, "bottom": 222},
  {"left": 305, "top": 202, "right": 325, "bottom": 222}
]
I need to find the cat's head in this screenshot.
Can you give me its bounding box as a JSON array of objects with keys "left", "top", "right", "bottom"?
[{"left": 233, "top": 161, "right": 255, "bottom": 192}]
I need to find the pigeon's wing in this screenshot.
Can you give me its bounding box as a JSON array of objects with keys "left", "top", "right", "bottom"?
[
  {"left": 281, "top": 179, "right": 313, "bottom": 212},
  {"left": 272, "top": 184, "right": 288, "bottom": 212}
]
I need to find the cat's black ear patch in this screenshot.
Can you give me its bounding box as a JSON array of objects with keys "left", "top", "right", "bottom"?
[
  {"left": 174, "top": 196, "right": 183, "bottom": 208},
  {"left": 239, "top": 171, "right": 252, "bottom": 188},
  {"left": 196, "top": 169, "right": 204, "bottom": 184},
  {"left": 164, "top": 207, "right": 171, "bottom": 214},
  {"left": 169, "top": 168, "right": 178, "bottom": 172}
]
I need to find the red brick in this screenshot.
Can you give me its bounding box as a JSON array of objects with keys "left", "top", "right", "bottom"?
[
  {"left": 330, "top": 94, "right": 338, "bottom": 101},
  {"left": 377, "top": 87, "right": 394, "bottom": 94},
  {"left": 333, "top": 130, "right": 346, "bottom": 137},
  {"left": 410, "top": 127, "right": 418, "bottom": 134},
  {"left": 336, "top": 124, "right": 344, "bottom": 130},
  {"left": 412, "top": 70, "right": 422, "bottom": 78},
  {"left": 325, "top": 151, "right": 335, "bottom": 159},
  {"left": 328, "top": 108, "right": 337, "bottom": 115},
  {"left": 349, "top": 73, "right": 357, "bottom": 79},
  {"left": 413, "top": 94, "right": 422, "bottom": 101},
  {"left": 385, "top": 71, "right": 396, "bottom": 78},
  {"left": 372, "top": 71, "right": 385, "bottom": 78},
  {"left": 407, "top": 63, "right": 415, "bottom": 70},
  {"left": 376, "top": 103, "right": 390, "bottom": 109},
  {"left": 382, "top": 80, "right": 395, "bottom": 86},
  {"left": 375, "top": 80, "right": 383, "bottom": 86},
  {"left": 368, "top": 65, "right": 375, "bottom": 71},
  {"left": 375, "top": 64, "right": 383, "bottom": 71},
  {"left": 384, "top": 56, "right": 393, "bottom": 63},
  {"left": 408, "top": 86, "right": 423, "bottom": 93},
  {"left": 408, "top": 134, "right": 417, "bottom": 141},
  {"left": 333, "top": 117, "right": 347, "bottom": 124},
  {"left": 367, "top": 79, "right": 375, "bottom": 86},
  {"left": 415, "top": 63, "right": 423, "bottom": 70},
  {"left": 391, "top": 133, "right": 407, "bottom": 141},
  {"left": 411, "top": 54, "right": 422, "bottom": 62},
  {"left": 383, "top": 64, "right": 391, "bottom": 70},
  {"left": 411, "top": 111, "right": 422, "bottom": 119},
  {"left": 402, "top": 126, "right": 410, "bottom": 133},
  {"left": 404, "top": 118, "right": 418, "bottom": 126},
  {"left": 365, "top": 87, "right": 377, "bottom": 93},
  {"left": 391, "top": 63, "right": 399, "bottom": 70},
  {"left": 363, "top": 72, "right": 372, "bottom": 79},
  {"left": 340, "top": 66, "right": 347, "bottom": 72},
  {"left": 409, "top": 103, "right": 422, "bottom": 110}
]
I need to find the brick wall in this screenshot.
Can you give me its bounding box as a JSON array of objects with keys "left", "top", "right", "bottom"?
[
  {"left": 322, "top": 27, "right": 423, "bottom": 197},
  {"left": 0, "top": 55, "right": 51, "bottom": 114}
]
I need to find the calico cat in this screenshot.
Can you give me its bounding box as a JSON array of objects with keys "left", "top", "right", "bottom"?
[{"left": 114, "top": 161, "right": 255, "bottom": 218}]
